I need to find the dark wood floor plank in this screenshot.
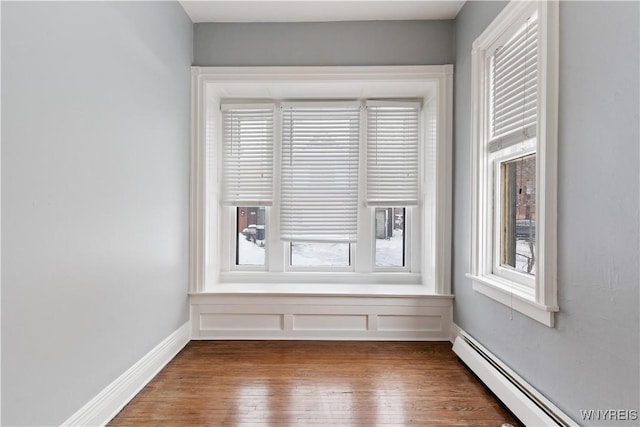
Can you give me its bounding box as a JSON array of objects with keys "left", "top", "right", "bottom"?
[{"left": 109, "top": 341, "right": 520, "bottom": 426}]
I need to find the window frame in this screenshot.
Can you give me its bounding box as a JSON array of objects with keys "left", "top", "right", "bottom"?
[
  {"left": 491, "top": 143, "right": 536, "bottom": 287},
  {"left": 286, "top": 241, "right": 355, "bottom": 272},
  {"left": 227, "top": 206, "right": 269, "bottom": 272},
  {"left": 224, "top": 101, "right": 416, "bottom": 275},
  {"left": 373, "top": 207, "right": 411, "bottom": 273},
  {"left": 190, "top": 66, "right": 453, "bottom": 295},
  {"left": 468, "top": 0, "right": 559, "bottom": 327}
]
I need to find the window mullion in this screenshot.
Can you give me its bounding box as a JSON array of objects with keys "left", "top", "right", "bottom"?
[
  {"left": 355, "top": 103, "right": 372, "bottom": 273},
  {"left": 220, "top": 206, "right": 234, "bottom": 272},
  {"left": 268, "top": 104, "right": 284, "bottom": 272}
]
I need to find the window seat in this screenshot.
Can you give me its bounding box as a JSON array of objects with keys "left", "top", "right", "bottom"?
[{"left": 190, "top": 283, "right": 453, "bottom": 341}]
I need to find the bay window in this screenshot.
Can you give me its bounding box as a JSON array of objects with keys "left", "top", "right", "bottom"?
[{"left": 190, "top": 66, "right": 453, "bottom": 294}]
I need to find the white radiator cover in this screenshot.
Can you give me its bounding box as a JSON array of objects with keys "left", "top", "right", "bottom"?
[{"left": 452, "top": 328, "right": 578, "bottom": 427}]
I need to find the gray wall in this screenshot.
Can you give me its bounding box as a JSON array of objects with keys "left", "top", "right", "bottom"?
[
  {"left": 194, "top": 20, "right": 454, "bottom": 66},
  {"left": 1, "top": 2, "right": 192, "bottom": 425},
  {"left": 453, "top": 1, "right": 639, "bottom": 424}
]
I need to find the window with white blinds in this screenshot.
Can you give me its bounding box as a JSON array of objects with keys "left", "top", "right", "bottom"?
[
  {"left": 280, "top": 103, "right": 360, "bottom": 243},
  {"left": 489, "top": 12, "right": 538, "bottom": 151},
  {"left": 470, "top": 0, "right": 559, "bottom": 326},
  {"left": 366, "top": 102, "right": 420, "bottom": 206},
  {"left": 221, "top": 105, "right": 274, "bottom": 206}
]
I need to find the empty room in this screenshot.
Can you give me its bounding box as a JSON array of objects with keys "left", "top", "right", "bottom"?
[{"left": 2, "top": 1, "right": 638, "bottom": 426}]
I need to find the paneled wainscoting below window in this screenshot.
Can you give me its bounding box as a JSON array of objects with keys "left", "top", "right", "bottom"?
[{"left": 190, "top": 290, "right": 454, "bottom": 341}]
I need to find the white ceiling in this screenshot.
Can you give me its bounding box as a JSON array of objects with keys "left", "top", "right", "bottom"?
[{"left": 180, "top": 1, "right": 465, "bottom": 23}]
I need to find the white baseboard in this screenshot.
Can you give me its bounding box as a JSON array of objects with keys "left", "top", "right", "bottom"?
[
  {"left": 191, "top": 293, "right": 453, "bottom": 341},
  {"left": 451, "top": 323, "right": 577, "bottom": 427},
  {"left": 449, "top": 320, "right": 462, "bottom": 343},
  {"left": 61, "top": 321, "right": 191, "bottom": 427}
]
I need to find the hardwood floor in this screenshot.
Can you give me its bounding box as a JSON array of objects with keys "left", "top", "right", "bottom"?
[{"left": 109, "top": 341, "right": 521, "bottom": 426}]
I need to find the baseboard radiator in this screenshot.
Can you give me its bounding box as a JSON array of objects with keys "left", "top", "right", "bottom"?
[{"left": 452, "top": 332, "right": 578, "bottom": 427}]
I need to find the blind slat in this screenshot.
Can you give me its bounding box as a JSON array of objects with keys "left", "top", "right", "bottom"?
[
  {"left": 280, "top": 105, "right": 360, "bottom": 243},
  {"left": 222, "top": 106, "right": 274, "bottom": 206},
  {"left": 490, "top": 15, "right": 538, "bottom": 145},
  {"left": 366, "top": 103, "right": 420, "bottom": 206}
]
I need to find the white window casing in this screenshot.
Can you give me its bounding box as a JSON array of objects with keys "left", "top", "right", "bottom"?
[
  {"left": 189, "top": 65, "right": 454, "bottom": 295},
  {"left": 468, "top": 0, "right": 559, "bottom": 327}
]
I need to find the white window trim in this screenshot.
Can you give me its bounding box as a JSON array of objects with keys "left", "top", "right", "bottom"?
[
  {"left": 468, "top": 1, "right": 559, "bottom": 327},
  {"left": 190, "top": 65, "right": 453, "bottom": 296}
]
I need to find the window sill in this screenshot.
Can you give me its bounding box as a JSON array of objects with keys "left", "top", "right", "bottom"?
[
  {"left": 192, "top": 281, "right": 453, "bottom": 299},
  {"left": 218, "top": 271, "right": 422, "bottom": 285},
  {"left": 466, "top": 273, "right": 558, "bottom": 327}
]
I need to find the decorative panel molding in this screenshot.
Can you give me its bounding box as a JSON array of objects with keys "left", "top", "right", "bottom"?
[
  {"left": 191, "top": 293, "right": 453, "bottom": 341},
  {"left": 200, "top": 313, "right": 283, "bottom": 331},
  {"left": 293, "top": 314, "right": 368, "bottom": 331},
  {"left": 378, "top": 314, "right": 442, "bottom": 332}
]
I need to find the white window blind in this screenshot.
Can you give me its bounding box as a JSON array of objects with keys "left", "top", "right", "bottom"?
[
  {"left": 489, "top": 13, "right": 538, "bottom": 151},
  {"left": 280, "top": 103, "right": 360, "bottom": 243},
  {"left": 221, "top": 104, "right": 274, "bottom": 206},
  {"left": 366, "top": 101, "right": 420, "bottom": 206}
]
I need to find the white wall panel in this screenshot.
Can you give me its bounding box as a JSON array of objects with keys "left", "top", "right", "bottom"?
[{"left": 191, "top": 293, "right": 452, "bottom": 341}]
